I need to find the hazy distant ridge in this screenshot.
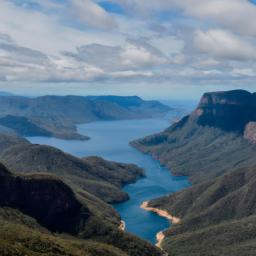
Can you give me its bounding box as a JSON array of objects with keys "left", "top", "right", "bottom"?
[{"left": 0, "top": 95, "right": 170, "bottom": 140}]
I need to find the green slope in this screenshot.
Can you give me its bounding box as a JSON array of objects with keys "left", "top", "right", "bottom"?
[
  {"left": 0, "top": 135, "right": 144, "bottom": 204},
  {"left": 132, "top": 90, "right": 256, "bottom": 255},
  {"left": 0, "top": 164, "right": 162, "bottom": 256}
]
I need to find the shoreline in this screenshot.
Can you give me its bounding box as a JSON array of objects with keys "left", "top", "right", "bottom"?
[
  {"left": 119, "top": 220, "right": 126, "bottom": 231},
  {"left": 140, "top": 201, "right": 181, "bottom": 249}
]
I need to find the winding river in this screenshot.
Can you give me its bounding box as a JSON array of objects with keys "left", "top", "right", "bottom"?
[{"left": 27, "top": 104, "right": 191, "bottom": 244}]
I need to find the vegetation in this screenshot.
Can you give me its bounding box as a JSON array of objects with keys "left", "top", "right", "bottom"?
[
  {"left": 132, "top": 121, "right": 256, "bottom": 183},
  {"left": 0, "top": 95, "right": 170, "bottom": 140},
  {"left": 163, "top": 214, "right": 256, "bottom": 256},
  {"left": 0, "top": 115, "right": 52, "bottom": 137},
  {"left": 132, "top": 90, "right": 256, "bottom": 255},
  {"left": 0, "top": 164, "right": 162, "bottom": 256},
  {"left": 132, "top": 90, "right": 256, "bottom": 183},
  {"left": 0, "top": 135, "right": 144, "bottom": 204}
]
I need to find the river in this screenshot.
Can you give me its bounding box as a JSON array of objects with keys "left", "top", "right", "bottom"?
[{"left": 27, "top": 104, "right": 192, "bottom": 244}]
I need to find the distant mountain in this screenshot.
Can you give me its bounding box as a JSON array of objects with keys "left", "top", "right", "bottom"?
[
  {"left": 0, "top": 115, "right": 52, "bottom": 137},
  {"left": 0, "top": 95, "right": 170, "bottom": 140},
  {"left": 0, "top": 163, "right": 162, "bottom": 256},
  {"left": 0, "top": 91, "right": 14, "bottom": 96},
  {"left": 132, "top": 90, "right": 256, "bottom": 183},
  {"left": 132, "top": 89, "right": 256, "bottom": 255}
]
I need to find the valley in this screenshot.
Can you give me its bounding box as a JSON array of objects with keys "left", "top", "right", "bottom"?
[
  {"left": 1, "top": 90, "right": 256, "bottom": 256},
  {"left": 26, "top": 109, "right": 191, "bottom": 244}
]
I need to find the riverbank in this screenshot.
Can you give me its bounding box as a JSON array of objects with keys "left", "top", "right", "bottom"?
[
  {"left": 140, "top": 201, "right": 181, "bottom": 248},
  {"left": 28, "top": 118, "right": 190, "bottom": 244},
  {"left": 156, "top": 231, "right": 165, "bottom": 248},
  {"left": 119, "top": 220, "right": 126, "bottom": 231},
  {"left": 140, "top": 201, "right": 181, "bottom": 224}
]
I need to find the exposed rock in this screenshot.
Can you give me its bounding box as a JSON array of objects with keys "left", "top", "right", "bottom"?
[
  {"left": 132, "top": 89, "right": 256, "bottom": 183},
  {"left": 0, "top": 164, "right": 89, "bottom": 234},
  {"left": 244, "top": 122, "right": 256, "bottom": 143},
  {"left": 0, "top": 162, "right": 163, "bottom": 256},
  {"left": 132, "top": 89, "right": 256, "bottom": 256},
  {"left": 192, "top": 90, "right": 256, "bottom": 133}
]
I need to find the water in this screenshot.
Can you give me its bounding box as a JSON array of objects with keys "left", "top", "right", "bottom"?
[{"left": 27, "top": 109, "right": 191, "bottom": 244}]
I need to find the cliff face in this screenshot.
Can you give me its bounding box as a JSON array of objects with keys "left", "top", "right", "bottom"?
[
  {"left": 132, "top": 89, "right": 256, "bottom": 256},
  {"left": 193, "top": 90, "right": 256, "bottom": 133},
  {"left": 132, "top": 90, "right": 256, "bottom": 183},
  {"left": 0, "top": 163, "right": 162, "bottom": 256},
  {"left": 0, "top": 164, "right": 89, "bottom": 234}
]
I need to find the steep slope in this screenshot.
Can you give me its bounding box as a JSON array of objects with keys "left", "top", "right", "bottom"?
[
  {"left": 132, "top": 89, "right": 256, "bottom": 255},
  {"left": 0, "top": 163, "right": 89, "bottom": 234},
  {"left": 0, "top": 115, "right": 52, "bottom": 137},
  {"left": 0, "top": 95, "right": 170, "bottom": 140},
  {"left": 0, "top": 135, "right": 144, "bottom": 203},
  {"left": 0, "top": 164, "right": 162, "bottom": 256},
  {"left": 195, "top": 89, "right": 256, "bottom": 133},
  {"left": 148, "top": 165, "right": 256, "bottom": 256},
  {"left": 132, "top": 90, "right": 256, "bottom": 183}
]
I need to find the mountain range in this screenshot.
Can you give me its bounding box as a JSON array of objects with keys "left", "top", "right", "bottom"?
[
  {"left": 0, "top": 93, "right": 171, "bottom": 256},
  {"left": 132, "top": 89, "right": 256, "bottom": 255},
  {"left": 2, "top": 89, "right": 256, "bottom": 255},
  {"left": 0, "top": 95, "right": 170, "bottom": 140}
]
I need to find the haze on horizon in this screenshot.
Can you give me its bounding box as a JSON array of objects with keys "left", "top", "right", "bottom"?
[{"left": 0, "top": 0, "right": 256, "bottom": 99}]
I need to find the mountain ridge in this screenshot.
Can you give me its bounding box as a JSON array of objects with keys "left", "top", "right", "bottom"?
[
  {"left": 0, "top": 133, "right": 144, "bottom": 204},
  {"left": 0, "top": 95, "right": 170, "bottom": 140},
  {"left": 0, "top": 163, "right": 162, "bottom": 256},
  {"left": 131, "top": 89, "right": 256, "bottom": 183},
  {"left": 131, "top": 89, "right": 256, "bottom": 255}
]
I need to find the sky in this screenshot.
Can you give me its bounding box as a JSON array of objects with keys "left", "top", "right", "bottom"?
[{"left": 0, "top": 0, "right": 256, "bottom": 99}]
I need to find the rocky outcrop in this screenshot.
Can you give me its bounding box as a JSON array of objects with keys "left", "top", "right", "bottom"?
[
  {"left": 192, "top": 90, "right": 256, "bottom": 133},
  {"left": 244, "top": 122, "right": 256, "bottom": 143},
  {"left": 0, "top": 163, "right": 89, "bottom": 234},
  {"left": 132, "top": 89, "right": 256, "bottom": 183},
  {"left": 0, "top": 163, "right": 163, "bottom": 256},
  {"left": 132, "top": 89, "right": 256, "bottom": 256}
]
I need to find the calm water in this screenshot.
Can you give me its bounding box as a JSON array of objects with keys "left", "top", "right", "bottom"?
[{"left": 27, "top": 108, "right": 191, "bottom": 244}]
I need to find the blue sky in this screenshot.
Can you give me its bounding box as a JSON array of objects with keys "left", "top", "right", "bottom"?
[{"left": 0, "top": 0, "right": 256, "bottom": 99}]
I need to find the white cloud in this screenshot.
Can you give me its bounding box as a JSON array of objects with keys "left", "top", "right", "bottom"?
[
  {"left": 111, "top": 70, "right": 153, "bottom": 78},
  {"left": 177, "top": 0, "right": 256, "bottom": 36},
  {"left": 120, "top": 42, "right": 168, "bottom": 68},
  {"left": 194, "top": 29, "right": 256, "bottom": 61},
  {"left": 69, "top": 0, "right": 118, "bottom": 30},
  {"left": 0, "top": 0, "right": 122, "bottom": 55},
  {"left": 0, "top": 0, "right": 256, "bottom": 90},
  {"left": 232, "top": 68, "right": 256, "bottom": 77},
  {"left": 64, "top": 39, "right": 169, "bottom": 72},
  {"left": 113, "top": 0, "right": 256, "bottom": 36}
]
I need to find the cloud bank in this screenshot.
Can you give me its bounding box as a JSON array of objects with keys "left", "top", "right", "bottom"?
[{"left": 0, "top": 0, "right": 256, "bottom": 91}]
